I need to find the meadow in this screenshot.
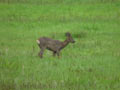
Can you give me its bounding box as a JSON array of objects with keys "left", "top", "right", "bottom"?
[{"left": 0, "top": 0, "right": 120, "bottom": 90}]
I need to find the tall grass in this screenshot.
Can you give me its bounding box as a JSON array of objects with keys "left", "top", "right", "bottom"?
[
  {"left": 0, "top": 0, "right": 120, "bottom": 90},
  {"left": 0, "top": 0, "right": 119, "bottom": 4}
]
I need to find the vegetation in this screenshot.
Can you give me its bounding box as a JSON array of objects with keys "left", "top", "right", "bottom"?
[{"left": 0, "top": 0, "right": 120, "bottom": 90}]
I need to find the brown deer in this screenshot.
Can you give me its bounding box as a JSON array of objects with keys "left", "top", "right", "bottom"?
[{"left": 36, "top": 32, "right": 75, "bottom": 58}]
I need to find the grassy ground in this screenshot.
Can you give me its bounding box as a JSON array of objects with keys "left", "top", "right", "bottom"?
[{"left": 0, "top": 0, "right": 120, "bottom": 90}]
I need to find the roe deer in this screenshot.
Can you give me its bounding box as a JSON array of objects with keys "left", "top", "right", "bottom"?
[{"left": 36, "top": 32, "right": 75, "bottom": 58}]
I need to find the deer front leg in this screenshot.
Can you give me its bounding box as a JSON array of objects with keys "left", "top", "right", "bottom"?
[
  {"left": 38, "top": 48, "right": 45, "bottom": 58},
  {"left": 56, "top": 50, "right": 60, "bottom": 58}
]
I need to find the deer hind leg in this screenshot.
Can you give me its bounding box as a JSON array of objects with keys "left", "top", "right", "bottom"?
[
  {"left": 53, "top": 51, "right": 57, "bottom": 57},
  {"left": 38, "top": 47, "right": 46, "bottom": 58}
]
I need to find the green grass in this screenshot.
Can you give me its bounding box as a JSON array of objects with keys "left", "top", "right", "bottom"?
[{"left": 0, "top": 0, "right": 120, "bottom": 90}]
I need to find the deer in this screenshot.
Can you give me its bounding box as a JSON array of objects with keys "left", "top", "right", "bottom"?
[{"left": 36, "top": 32, "right": 75, "bottom": 58}]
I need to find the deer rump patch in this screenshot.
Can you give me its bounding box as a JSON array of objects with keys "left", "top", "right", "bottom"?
[{"left": 36, "top": 40, "right": 40, "bottom": 44}]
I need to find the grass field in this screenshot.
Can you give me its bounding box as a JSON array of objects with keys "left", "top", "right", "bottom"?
[{"left": 0, "top": 0, "right": 120, "bottom": 90}]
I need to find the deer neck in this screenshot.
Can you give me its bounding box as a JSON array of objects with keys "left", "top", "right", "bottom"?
[{"left": 61, "top": 39, "right": 70, "bottom": 49}]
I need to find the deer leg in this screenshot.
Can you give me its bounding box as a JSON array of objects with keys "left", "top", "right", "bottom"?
[
  {"left": 53, "top": 51, "right": 57, "bottom": 57},
  {"left": 56, "top": 51, "right": 60, "bottom": 58},
  {"left": 38, "top": 48, "right": 45, "bottom": 58}
]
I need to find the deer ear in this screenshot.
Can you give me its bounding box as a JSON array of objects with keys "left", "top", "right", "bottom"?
[{"left": 65, "top": 32, "right": 71, "bottom": 37}]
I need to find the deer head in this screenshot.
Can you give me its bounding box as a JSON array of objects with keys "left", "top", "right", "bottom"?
[{"left": 65, "top": 32, "right": 75, "bottom": 43}]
